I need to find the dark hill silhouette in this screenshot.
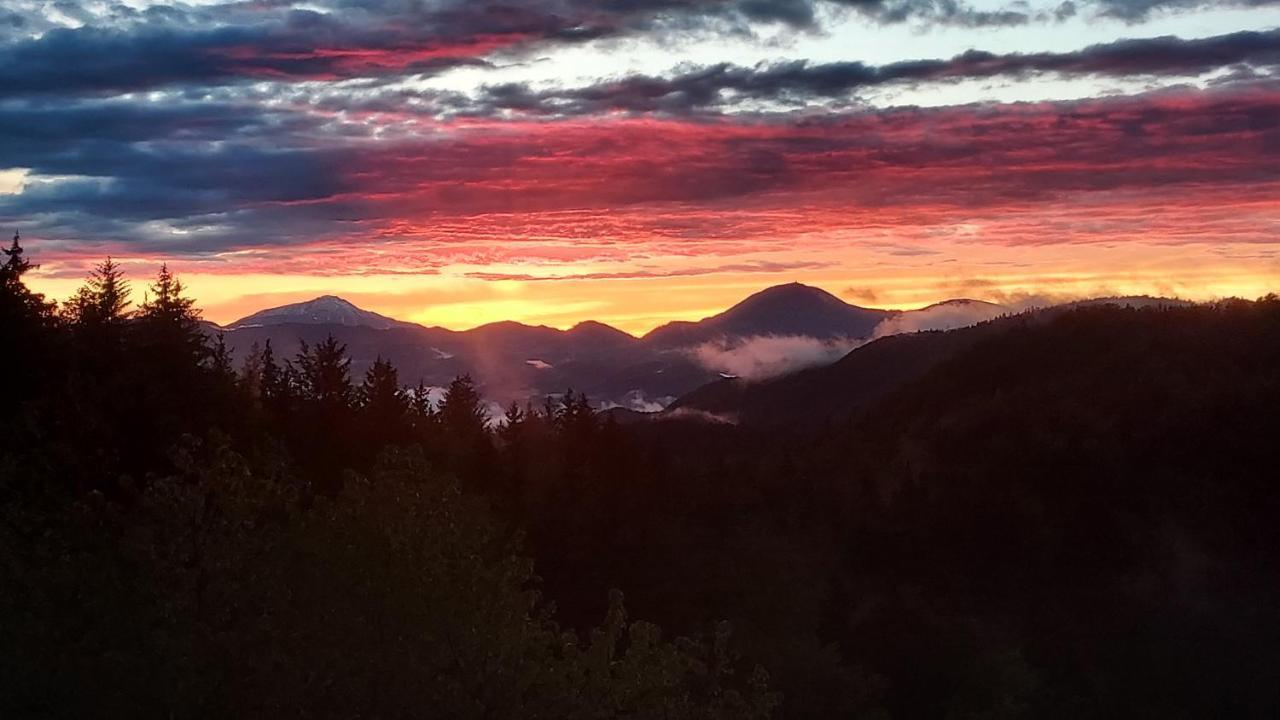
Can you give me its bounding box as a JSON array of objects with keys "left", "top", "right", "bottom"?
[
  {"left": 664, "top": 297, "right": 1194, "bottom": 426},
  {"left": 213, "top": 290, "right": 1188, "bottom": 411},
  {"left": 641, "top": 282, "right": 890, "bottom": 347},
  {"left": 214, "top": 285, "right": 896, "bottom": 407},
  {"left": 664, "top": 322, "right": 998, "bottom": 426}
]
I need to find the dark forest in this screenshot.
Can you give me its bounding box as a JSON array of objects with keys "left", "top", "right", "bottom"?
[{"left": 4, "top": 238, "right": 1280, "bottom": 718}]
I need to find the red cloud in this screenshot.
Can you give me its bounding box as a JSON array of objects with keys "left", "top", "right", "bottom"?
[{"left": 19, "top": 86, "right": 1280, "bottom": 277}]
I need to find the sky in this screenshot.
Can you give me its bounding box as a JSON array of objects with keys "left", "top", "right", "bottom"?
[{"left": 2, "top": 0, "right": 1278, "bottom": 333}]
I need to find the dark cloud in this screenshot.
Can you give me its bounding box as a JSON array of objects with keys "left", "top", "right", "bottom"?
[
  {"left": 0, "top": 0, "right": 1026, "bottom": 98},
  {"left": 1087, "top": 0, "right": 1280, "bottom": 21},
  {"left": 472, "top": 28, "right": 1280, "bottom": 115},
  {"left": 4, "top": 84, "right": 1278, "bottom": 260}
]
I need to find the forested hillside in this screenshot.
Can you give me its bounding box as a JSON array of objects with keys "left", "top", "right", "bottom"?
[{"left": 4, "top": 242, "right": 1279, "bottom": 718}]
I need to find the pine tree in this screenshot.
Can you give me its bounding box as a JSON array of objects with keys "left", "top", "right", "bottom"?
[
  {"left": 65, "top": 257, "right": 131, "bottom": 326},
  {"left": 0, "top": 230, "right": 52, "bottom": 324},
  {"left": 500, "top": 401, "right": 526, "bottom": 438},
  {"left": 409, "top": 381, "right": 436, "bottom": 422},
  {"left": 360, "top": 357, "right": 409, "bottom": 443},
  {"left": 439, "top": 374, "right": 494, "bottom": 487},
  {"left": 295, "top": 336, "right": 352, "bottom": 411},
  {"left": 138, "top": 265, "right": 200, "bottom": 333},
  {"left": 0, "top": 231, "right": 54, "bottom": 421},
  {"left": 209, "top": 334, "right": 236, "bottom": 382},
  {"left": 257, "top": 339, "right": 296, "bottom": 422},
  {"left": 439, "top": 374, "right": 488, "bottom": 440},
  {"left": 2, "top": 230, "right": 31, "bottom": 279},
  {"left": 293, "top": 336, "right": 354, "bottom": 494},
  {"left": 260, "top": 340, "right": 282, "bottom": 400},
  {"left": 136, "top": 264, "right": 207, "bottom": 366},
  {"left": 240, "top": 342, "right": 264, "bottom": 399}
]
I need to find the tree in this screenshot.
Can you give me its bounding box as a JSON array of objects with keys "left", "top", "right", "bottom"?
[
  {"left": 239, "top": 342, "right": 265, "bottom": 399},
  {"left": 293, "top": 336, "right": 354, "bottom": 493},
  {"left": 295, "top": 336, "right": 352, "bottom": 412},
  {"left": 359, "top": 357, "right": 410, "bottom": 451},
  {"left": 0, "top": 230, "right": 53, "bottom": 327},
  {"left": 0, "top": 231, "right": 55, "bottom": 425},
  {"left": 1, "top": 230, "right": 31, "bottom": 280},
  {"left": 64, "top": 257, "right": 130, "bottom": 327},
  {"left": 439, "top": 374, "right": 488, "bottom": 441},
  {"left": 438, "top": 374, "right": 493, "bottom": 488},
  {"left": 409, "top": 381, "right": 437, "bottom": 424},
  {"left": 360, "top": 357, "right": 407, "bottom": 418},
  {"left": 135, "top": 264, "right": 208, "bottom": 369}
]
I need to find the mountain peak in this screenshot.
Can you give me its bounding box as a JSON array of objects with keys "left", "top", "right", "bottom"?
[
  {"left": 643, "top": 282, "right": 890, "bottom": 346},
  {"left": 568, "top": 320, "right": 635, "bottom": 339},
  {"left": 227, "top": 295, "right": 412, "bottom": 330},
  {"left": 731, "top": 282, "right": 851, "bottom": 311}
]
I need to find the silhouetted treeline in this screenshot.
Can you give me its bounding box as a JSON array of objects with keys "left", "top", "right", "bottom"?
[
  {"left": 4, "top": 238, "right": 1280, "bottom": 718},
  {"left": 0, "top": 247, "right": 776, "bottom": 719}
]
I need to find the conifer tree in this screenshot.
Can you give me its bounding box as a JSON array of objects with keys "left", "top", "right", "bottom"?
[
  {"left": 500, "top": 401, "right": 526, "bottom": 439},
  {"left": 0, "top": 231, "right": 52, "bottom": 325},
  {"left": 359, "top": 357, "right": 409, "bottom": 445},
  {"left": 136, "top": 264, "right": 206, "bottom": 366},
  {"left": 209, "top": 334, "right": 236, "bottom": 382},
  {"left": 409, "top": 381, "right": 436, "bottom": 422},
  {"left": 292, "top": 336, "right": 354, "bottom": 493},
  {"left": 259, "top": 340, "right": 282, "bottom": 401},
  {"left": 295, "top": 336, "right": 352, "bottom": 411},
  {"left": 439, "top": 374, "right": 488, "bottom": 439},
  {"left": 439, "top": 374, "right": 493, "bottom": 487},
  {"left": 240, "top": 342, "right": 264, "bottom": 399},
  {"left": 2, "top": 230, "right": 31, "bottom": 280},
  {"left": 138, "top": 265, "right": 199, "bottom": 332},
  {"left": 257, "top": 339, "right": 296, "bottom": 423},
  {"left": 0, "top": 231, "right": 54, "bottom": 421},
  {"left": 65, "top": 257, "right": 131, "bottom": 326}
]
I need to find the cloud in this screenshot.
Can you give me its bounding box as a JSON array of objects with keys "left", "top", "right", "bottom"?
[
  {"left": 1086, "top": 0, "right": 1280, "bottom": 22},
  {"left": 0, "top": 0, "right": 1033, "bottom": 99},
  {"left": 689, "top": 301, "right": 1009, "bottom": 381},
  {"left": 465, "top": 260, "right": 834, "bottom": 282},
  {"left": 600, "top": 389, "right": 676, "bottom": 412},
  {"left": 662, "top": 406, "right": 739, "bottom": 424},
  {"left": 5, "top": 84, "right": 1279, "bottom": 272},
  {"left": 871, "top": 300, "right": 1009, "bottom": 336},
  {"left": 691, "top": 334, "right": 863, "bottom": 380},
  {"left": 472, "top": 28, "right": 1280, "bottom": 115}
]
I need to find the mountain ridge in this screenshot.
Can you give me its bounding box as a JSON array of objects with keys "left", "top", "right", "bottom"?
[{"left": 211, "top": 285, "right": 1194, "bottom": 410}]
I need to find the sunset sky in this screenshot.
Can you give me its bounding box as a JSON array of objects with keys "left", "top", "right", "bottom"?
[{"left": 3, "top": 0, "right": 1278, "bottom": 332}]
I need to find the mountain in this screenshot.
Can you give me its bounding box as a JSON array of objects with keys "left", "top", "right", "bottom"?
[
  {"left": 215, "top": 299, "right": 713, "bottom": 408},
  {"left": 210, "top": 285, "right": 1024, "bottom": 409},
  {"left": 665, "top": 319, "right": 1001, "bottom": 426},
  {"left": 641, "top": 282, "right": 890, "bottom": 347},
  {"left": 211, "top": 285, "right": 893, "bottom": 408},
  {"left": 662, "top": 297, "right": 1191, "bottom": 426},
  {"left": 227, "top": 295, "right": 414, "bottom": 330}
]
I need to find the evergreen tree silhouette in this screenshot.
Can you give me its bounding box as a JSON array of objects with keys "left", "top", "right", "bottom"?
[
  {"left": 294, "top": 335, "right": 354, "bottom": 494},
  {"left": 2, "top": 230, "right": 31, "bottom": 278},
  {"left": 439, "top": 374, "right": 487, "bottom": 439},
  {"left": 136, "top": 264, "right": 207, "bottom": 367},
  {"left": 359, "top": 356, "right": 410, "bottom": 451},
  {"left": 65, "top": 257, "right": 130, "bottom": 327},
  {"left": 0, "top": 231, "right": 54, "bottom": 425},
  {"left": 439, "top": 374, "right": 493, "bottom": 487}
]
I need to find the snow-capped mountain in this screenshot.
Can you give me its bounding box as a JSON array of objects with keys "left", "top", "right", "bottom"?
[{"left": 226, "top": 295, "right": 414, "bottom": 330}]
